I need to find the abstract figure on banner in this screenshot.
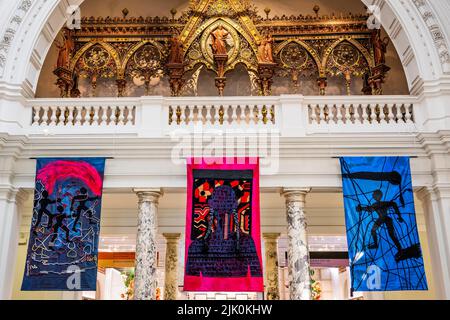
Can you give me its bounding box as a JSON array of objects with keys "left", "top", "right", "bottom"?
[
  {"left": 184, "top": 159, "right": 263, "bottom": 292},
  {"left": 71, "top": 187, "right": 99, "bottom": 231},
  {"left": 340, "top": 157, "right": 427, "bottom": 292},
  {"left": 356, "top": 189, "right": 404, "bottom": 256},
  {"left": 49, "top": 204, "right": 72, "bottom": 245},
  {"left": 32, "top": 190, "right": 61, "bottom": 234},
  {"left": 22, "top": 158, "right": 106, "bottom": 291}
]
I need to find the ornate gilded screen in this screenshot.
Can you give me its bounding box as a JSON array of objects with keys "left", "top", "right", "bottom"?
[{"left": 52, "top": 0, "right": 392, "bottom": 98}]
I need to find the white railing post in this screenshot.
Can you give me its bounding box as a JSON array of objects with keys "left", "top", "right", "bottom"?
[
  {"left": 67, "top": 106, "right": 74, "bottom": 126},
  {"left": 405, "top": 104, "right": 413, "bottom": 124},
  {"left": 49, "top": 106, "right": 57, "bottom": 126},
  {"left": 317, "top": 104, "right": 325, "bottom": 125},
  {"left": 379, "top": 104, "right": 387, "bottom": 124},
  {"left": 336, "top": 104, "right": 344, "bottom": 125},
  {"left": 32, "top": 107, "right": 40, "bottom": 126},
  {"left": 387, "top": 103, "right": 395, "bottom": 124},
  {"left": 100, "top": 106, "right": 108, "bottom": 126},
  {"left": 117, "top": 105, "right": 126, "bottom": 126},
  {"left": 309, "top": 105, "right": 316, "bottom": 125},
  {"left": 279, "top": 95, "right": 305, "bottom": 137},
  {"left": 91, "top": 106, "right": 99, "bottom": 126},
  {"left": 361, "top": 104, "right": 370, "bottom": 125},
  {"left": 140, "top": 96, "right": 164, "bottom": 137},
  {"left": 344, "top": 104, "right": 352, "bottom": 124},
  {"left": 74, "top": 106, "right": 82, "bottom": 126},
  {"left": 370, "top": 104, "right": 377, "bottom": 125}
]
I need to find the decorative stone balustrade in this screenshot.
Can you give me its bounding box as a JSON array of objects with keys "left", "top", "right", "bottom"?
[
  {"left": 308, "top": 102, "right": 414, "bottom": 125},
  {"left": 167, "top": 103, "right": 276, "bottom": 126},
  {"left": 25, "top": 95, "right": 419, "bottom": 136},
  {"left": 31, "top": 99, "right": 136, "bottom": 127}
]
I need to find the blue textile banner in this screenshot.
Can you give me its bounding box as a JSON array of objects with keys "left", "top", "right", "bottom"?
[
  {"left": 22, "top": 158, "right": 105, "bottom": 291},
  {"left": 340, "top": 156, "right": 427, "bottom": 292}
]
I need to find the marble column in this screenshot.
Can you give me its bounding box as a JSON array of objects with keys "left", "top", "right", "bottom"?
[
  {"left": 0, "top": 188, "right": 27, "bottom": 300},
  {"left": 133, "top": 189, "right": 163, "bottom": 300},
  {"left": 263, "top": 233, "right": 281, "bottom": 300},
  {"left": 281, "top": 188, "right": 311, "bottom": 300},
  {"left": 163, "top": 233, "right": 180, "bottom": 300}
]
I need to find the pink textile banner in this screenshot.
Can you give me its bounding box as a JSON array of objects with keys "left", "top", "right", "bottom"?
[{"left": 184, "top": 158, "right": 264, "bottom": 292}]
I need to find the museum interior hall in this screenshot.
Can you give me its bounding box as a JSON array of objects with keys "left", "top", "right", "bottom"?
[{"left": 1, "top": 0, "right": 450, "bottom": 301}]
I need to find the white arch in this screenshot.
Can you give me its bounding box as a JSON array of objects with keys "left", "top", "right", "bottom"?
[
  {"left": 360, "top": 0, "right": 448, "bottom": 93},
  {"left": 0, "top": 0, "right": 449, "bottom": 97},
  {"left": 414, "top": 0, "right": 450, "bottom": 73}
]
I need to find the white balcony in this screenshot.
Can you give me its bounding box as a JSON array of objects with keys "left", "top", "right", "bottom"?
[{"left": 26, "top": 95, "right": 419, "bottom": 137}]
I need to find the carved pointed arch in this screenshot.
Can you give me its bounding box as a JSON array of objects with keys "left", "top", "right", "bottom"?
[
  {"left": 184, "top": 17, "right": 258, "bottom": 58},
  {"left": 322, "top": 37, "right": 374, "bottom": 71},
  {"left": 183, "top": 17, "right": 259, "bottom": 75},
  {"left": 180, "top": 0, "right": 261, "bottom": 45},
  {"left": 275, "top": 39, "right": 323, "bottom": 75},
  {"left": 120, "top": 40, "right": 165, "bottom": 78},
  {"left": 70, "top": 41, "right": 121, "bottom": 76}
]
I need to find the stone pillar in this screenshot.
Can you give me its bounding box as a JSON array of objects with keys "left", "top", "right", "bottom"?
[
  {"left": 281, "top": 188, "right": 311, "bottom": 300},
  {"left": 133, "top": 189, "right": 163, "bottom": 300},
  {"left": 263, "top": 233, "right": 281, "bottom": 300},
  {"left": 163, "top": 233, "right": 180, "bottom": 300},
  {"left": 417, "top": 186, "right": 450, "bottom": 300},
  {"left": 0, "top": 188, "right": 27, "bottom": 300}
]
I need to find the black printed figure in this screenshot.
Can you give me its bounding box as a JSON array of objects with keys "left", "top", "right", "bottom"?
[
  {"left": 50, "top": 204, "right": 71, "bottom": 245},
  {"left": 70, "top": 187, "right": 98, "bottom": 231},
  {"left": 186, "top": 185, "right": 262, "bottom": 278},
  {"left": 204, "top": 185, "right": 240, "bottom": 249},
  {"left": 32, "top": 190, "right": 61, "bottom": 235},
  {"left": 356, "top": 189, "right": 405, "bottom": 253},
  {"left": 343, "top": 171, "right": 405, "bottom": 206}
]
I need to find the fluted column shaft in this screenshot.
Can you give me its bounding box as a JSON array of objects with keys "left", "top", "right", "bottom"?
[
  {"left": 133, "top": 189, "right": 162, "bottom": 300},
  {"left": 263, "top": 233, "right": 281, "bottom": 300},
  {"left": 282, "top": 189, "right": 311, "bottom": 300},
  {"left": 163, "top": 233, "right": 180, "bottom": 300}
]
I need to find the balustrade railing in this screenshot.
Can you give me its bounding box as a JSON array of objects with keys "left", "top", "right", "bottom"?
[
  {"left": 308, "top": 102, "right": 414, "bottom": 125},
  {"left": 31, "top": 99, "right": 136, "bottom": 127},
  {"left": 25, "top": 95, "right": 419, "bottom": 135},
  {"left": 167, "top": 103, "right": 276, "bottom": 126}
]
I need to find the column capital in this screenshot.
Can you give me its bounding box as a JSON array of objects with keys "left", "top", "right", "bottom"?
[
  {"left": 163, "top": 233, "right": 181, "bottom": 243},
  {"left": 281, "top": 188, "right": 311, "bottom": 202},
  {"left": 0, "top": 187, "right": 29, "bottom": 205},
  {"left": 417, "top": 185, "right": 450, "bottom": 201},
  {"left": 263, "top": 233, "right": 281, "bottom": 241},
  {"left": 416, "top": 186, "right": 435, "bottom": 201},
  {"left": 434, "top": 184, "right": 450, "bottom": 199},
  {"left": 134, "top": 188, "right": 163, "bottom": 203}
]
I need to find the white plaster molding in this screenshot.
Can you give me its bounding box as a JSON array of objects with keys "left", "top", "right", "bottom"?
[
  {"left": 412, "top": 0, "right": 450, "bottom": 73},
  {"left": 0, "top": 0, "right": 33, "bottom": 77}
]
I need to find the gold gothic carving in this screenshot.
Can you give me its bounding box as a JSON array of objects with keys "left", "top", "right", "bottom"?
[{"left": 53, "top": 0, "right": 391, "bottom": 97}]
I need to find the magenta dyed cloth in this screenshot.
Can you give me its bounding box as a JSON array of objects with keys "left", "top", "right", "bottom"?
[{"left": 184, "top": 158, "right": 263, "bottom": 292}]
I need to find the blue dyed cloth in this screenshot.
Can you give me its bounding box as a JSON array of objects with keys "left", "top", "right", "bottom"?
[
  {"left": 22, "top": 158, "right": 105, "bottom": 291},
  {"left": 340, "top": 157, "right": 427, "bottom": 292}
]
